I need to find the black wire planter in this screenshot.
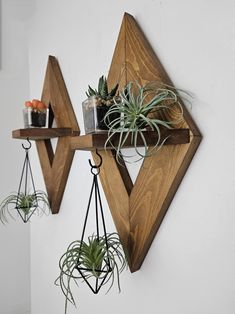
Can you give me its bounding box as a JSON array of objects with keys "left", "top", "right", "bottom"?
[
  {"left": 56, "top": 150, "right": 127, "bottom": 313},
  {"left": 0, "top": 139, "right": 51, "bottom": 224},
  {"left": 75, "top": 153, "right": 113, "bottom": 294}
]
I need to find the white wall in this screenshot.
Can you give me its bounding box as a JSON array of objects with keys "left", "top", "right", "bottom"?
[
  {"left": 2, "top": 0, "right": 234, "bottom": 313},
  {"left": 0, "top": 0, "right": 32, "bottom": 313}
]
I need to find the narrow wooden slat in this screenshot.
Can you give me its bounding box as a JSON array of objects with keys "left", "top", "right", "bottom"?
[
  {"left": 70, "top": 129, "right": 189, "bottom": 151},
  {"left": 12, "top": 128, "right": 78, "bottom": 140},
  {"left": 49, "top": 137, "right": 75, "bottom": 213},
  {"left": 47, "top": 56, "right": 80, "bottom": 133}
]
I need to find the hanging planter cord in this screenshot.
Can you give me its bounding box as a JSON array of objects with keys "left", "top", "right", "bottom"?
[{"left": 76, "top": 149, "right": 112, "bottom": 294}]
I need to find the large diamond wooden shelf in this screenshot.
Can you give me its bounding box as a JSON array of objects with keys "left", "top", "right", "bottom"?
[
  {"left": 89, "top": 13, "right": 202, "bottom": 273},
  {"left": 70, "top": 129, "right": 190, "bottom": 151},
  {"left": 12, "top": 128, "right": 79, "bottom": 140}
]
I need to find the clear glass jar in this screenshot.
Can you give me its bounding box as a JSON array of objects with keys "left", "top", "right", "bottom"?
[
  {"left": 82, "top": 96, "right": 121, "bottom": 134},
  {"left": 23, "top": 108, "right": 49, "bottom": 128}
]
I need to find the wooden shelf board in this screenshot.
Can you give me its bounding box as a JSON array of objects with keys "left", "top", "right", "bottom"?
[
  {"left": 70, "top": 129, "right": 190, "bottom": 151},
  {"left": 12, "top": 128, "right": 79, "bottom": 140}
]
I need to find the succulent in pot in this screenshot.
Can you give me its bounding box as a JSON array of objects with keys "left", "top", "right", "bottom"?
[
  {"left": 82, "top": 76, "right": 120, "bottom": 134},
  {"left": 104, "top": 81, "right": 185, "bottom": 164},
  {"left": 55, "top": 232, "right": 127, "bottom": 313},
  {"left": 0, "top": 190, "right": 51, "bottom": 223}
]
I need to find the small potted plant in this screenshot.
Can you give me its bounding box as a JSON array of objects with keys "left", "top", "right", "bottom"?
[
  {"left": 0, "top": 190, "right": 51, "bottom": 223},
  {"left": 23, "top": 99, "right": 49, "bottom": 128},
  {"left": 55, "top": 232, "right": 127, "bottom": 313},
  {"left": 104, "top": 81, "right": 184, "bottom": 163},
  {"left": 82, "top": 76, "right": 119, "bottom": 134}
]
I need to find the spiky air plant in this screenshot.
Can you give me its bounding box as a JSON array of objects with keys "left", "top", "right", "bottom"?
[
  {"left": 55, "top": 232, "right": 128, "bottom": 314},
  {"left": 104, "top": 81, "right": 185, "bottom": 164},
  {"left": 0, "top": 190, "right": 51, "bottom": 223}
]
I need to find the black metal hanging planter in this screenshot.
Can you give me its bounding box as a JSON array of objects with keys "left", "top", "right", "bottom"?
[
  {"left": 75, "top": 150, "right": 112, "bottom": 294},
  {"left": 0, "top": 138, "right": 50, "bottom": 224},
  {"left": 15, "top": 139, "right": 38, "bottom": 222},
  {"left": 14, "top": 138, "right": 50, "bottom": 223}
]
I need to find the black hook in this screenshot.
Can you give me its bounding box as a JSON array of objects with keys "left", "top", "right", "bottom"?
[
  {"left": 22, "top": 138, "right": 32, "bottom": 150},
  {"left": 89, "top": 149, "right": 102, "bottom": 172}
]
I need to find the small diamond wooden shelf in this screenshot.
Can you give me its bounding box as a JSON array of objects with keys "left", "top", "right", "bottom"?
[
  {"left": 12, "top": 56, "right": 80, "bottom": 214},
  {"left": 70, "top": 129, "right": 190, "bottom": 151}
]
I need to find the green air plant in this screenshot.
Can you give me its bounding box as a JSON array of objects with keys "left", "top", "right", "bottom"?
[
  {"left": 55, "top": 232, "right": 127, "bottom": 314},
  {"left": 104, "top": 81, "right": 185, "bottom": 164},
  {"left": 0, "top": 190, "right": 51, "bottom": 223},
  {"left": 82, "top": 76, "right": 120, "bottom": 134}
]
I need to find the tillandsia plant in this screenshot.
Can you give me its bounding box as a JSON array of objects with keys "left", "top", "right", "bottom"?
[
  {"left": 104, "top": 81, "right": 185, "bottom": 164},
  {"left": 82, "top": 76, "right": 120, "bottom": 133},
  {"left": 0, "top": 190, "right": 51, "bottom": 223},
  {"left": 55, "top": 232, "right": 127, "bottom": 314}
]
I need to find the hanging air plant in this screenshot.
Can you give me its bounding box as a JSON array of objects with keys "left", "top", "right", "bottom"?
[
  {"left": 55, "top": 150, "right": 128, "bottom": 313},
  {"left": 56, "top": 232, "right": 127, "bottom": 313},
  {"left": 0, "top": 139, "right": 51, "bottom": 223},
  {"left": 0, "top": 190, "right": 50, "bottom": 224}
]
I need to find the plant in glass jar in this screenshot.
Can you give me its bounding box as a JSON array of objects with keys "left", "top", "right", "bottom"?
[
  {"left": 82, "top": 76, "right": 120, "bottom": 134},
  {"left": 23, "top": 99, "right": 49, "bottom": 128}
]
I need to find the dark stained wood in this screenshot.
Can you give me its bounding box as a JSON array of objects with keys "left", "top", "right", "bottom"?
[
  {"left": 71, "top": 129, "right": 189, "bottom": 151},
  {"left": 12, "top": 128, "right": 79, "bottom": 140}
]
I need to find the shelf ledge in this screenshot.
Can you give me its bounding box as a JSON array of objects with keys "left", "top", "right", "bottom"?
[
  {"left": 70, "top": 128, "right": 190, "bottom": 151},
  {"left": 12, "top": 128, "right": 79, "bottom": 140}
]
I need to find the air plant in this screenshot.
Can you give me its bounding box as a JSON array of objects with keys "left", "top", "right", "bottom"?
[
  {"left": 0, "top": 190, "right": 51, "bottom": 223},
  {"left": 55, "top": 232, "right": 128, "bottom": 314},
  {"left": 104, "top": 81, "right": 185, "bottom": 164}
]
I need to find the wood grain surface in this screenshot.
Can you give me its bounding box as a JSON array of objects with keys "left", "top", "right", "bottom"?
[
  {"left": 12, "top": 127, "right": 78, "bottom": 140},
  {"left": 71, "top": 129, "right": 189, "bottom": 151},
  {"left": 17, "top": 56, "right": 80, "bottom": 214},
  {"left": 90, "top": 13, "right": 201, "bottom": 272}
]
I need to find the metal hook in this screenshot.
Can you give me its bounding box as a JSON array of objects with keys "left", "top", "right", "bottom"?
[
  {"left": 22, "top": 138, "right": 32, "bottom": 150},
  {"left": 89, "top": 149, "right": 102, "bottom": 170}
]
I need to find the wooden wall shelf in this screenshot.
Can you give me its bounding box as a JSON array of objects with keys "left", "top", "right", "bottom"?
[
  {"left": 12, "top": 56, "right": 80, "bottom": 214},
  {"left": 11, "top": 13, "right": 201, "bottom": 273},
  {"left": 70, "top": 129, "right": 190, "bottom": 151},
  {"left": 88, "top": 13, "right": 202, "bottom": 273},
  {"left": 12, "top": 128, "right": 79, "bottom": 140}
]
